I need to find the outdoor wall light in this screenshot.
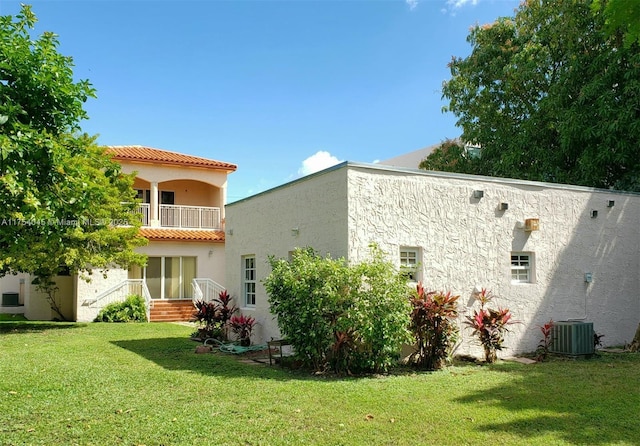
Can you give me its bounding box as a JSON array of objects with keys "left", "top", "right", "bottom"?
[
  {"left": 590, "top": 210, "right": 598, "bottom": 218},
  {"left": 607, "top": 200, "right": 615, "bottom": 208},
  {"left": 291, "top": 228, "right": 299, "bottom": 236},
  {"left": 584, "top": 272, "right": 593, "bottom": 283},
  {"left": 499, "top": 202, "right": 509, "bottom": 211},
  {"left": 524, "top": 218, "right": 540, "bottom": 231},
  {"left": 473, "top": 190, "right": 484, "bottom": 199}
]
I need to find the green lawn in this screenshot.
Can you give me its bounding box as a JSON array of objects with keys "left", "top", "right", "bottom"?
[
  {"left": 1, "top": 322, "right": 638, "bottom": 445},
  {"left": 0, "top": 314, "right": 27, "bottom": 321}
]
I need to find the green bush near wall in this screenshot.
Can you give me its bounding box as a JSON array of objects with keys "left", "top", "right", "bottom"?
[
  {"left": 94, "top": 295, "right": 147, "bottom": 322},
  {"left": 264, "top": 245, "right": 411, "bottom": 374}
]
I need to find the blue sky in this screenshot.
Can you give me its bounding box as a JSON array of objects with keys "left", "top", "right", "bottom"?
[{"left": 1, "top": 0, "right": 520, "bottom": 202}]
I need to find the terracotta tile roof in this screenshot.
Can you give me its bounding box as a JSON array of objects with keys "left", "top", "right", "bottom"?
[
  {"left": 106, "top": 145, "right": 237, "bottom": 172},
  {"left": 139, "top": 228, "right": 225, "bottom": 242}
]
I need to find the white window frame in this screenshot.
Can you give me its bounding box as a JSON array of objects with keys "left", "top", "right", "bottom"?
[
  {"left": 242, "top": 255, "right": 256, "bottom": 307},
  {"left": 511, "top": 252, "right": 534, "bottom": 283},
  {"left": 400, "top": 247, "right": 421, "bottom": 282}
]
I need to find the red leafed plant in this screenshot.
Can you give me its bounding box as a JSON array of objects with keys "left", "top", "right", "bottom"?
[
  {"left": 464, "top": 288, "right": 516, "bottom": 363},
  {"left": 216, "top": 290, "right": 237, "bottom": 325},
  {"left": 192, "top": 290, "right": 237, "bottom": 341},
  {"left": 409, "top": 282, "right": 460, "bottom": 370},
  {"left": 535, "top": 319, "right": 554, "bottom": 361},
  {"left": 229, "top": 314, "right": 257, "bottom": 345}
]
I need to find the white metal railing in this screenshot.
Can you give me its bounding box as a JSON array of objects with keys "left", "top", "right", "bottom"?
[
  {"left": 83, "top": 279, "right": 152, "bottom": 321},
  {"left": 192, "top": 278, "right": 226, "bottom": 304},
  {"left": 137, "top": 203, "right": 150, "bottom": 226},
  {"left": 160, "top": 205, "right": 221, "bottom": 229},
  {"left": 132, "top": 204, "right": 221, "bottom": 229}
]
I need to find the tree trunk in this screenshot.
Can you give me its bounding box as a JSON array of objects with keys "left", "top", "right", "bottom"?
[
  {"left": 629, "top": 323, "right": 640, "bottom": 352},
  {"left": 484, "top": 346, "right": 497, "bottom": 364}
]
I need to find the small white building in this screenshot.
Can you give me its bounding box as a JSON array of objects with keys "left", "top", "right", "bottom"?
[{"left": 224, "top": 161, "right": 640, "bottom": 357}]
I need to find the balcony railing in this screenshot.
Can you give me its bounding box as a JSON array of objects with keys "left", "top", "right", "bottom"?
[
  {"left": 134, "top": 204, "right": 221, "bottom": 229},
  {"left": 160, "top": 205, "right": 221, "bottom": 229},
  {"left": 137, "top": 203, "right": 150, "bottom": 226}
]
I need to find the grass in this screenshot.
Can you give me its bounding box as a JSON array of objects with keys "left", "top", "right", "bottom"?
[
  {"left": 1, "top": 322, "right": 638, "bottom": 446},
  {"left": 0, "top": 314, "right": 27, "bottom": 321}
]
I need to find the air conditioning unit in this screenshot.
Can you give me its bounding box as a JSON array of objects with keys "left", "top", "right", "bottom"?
[
  {"left": 1, "top": 292, "right": 19, "bottom": 307},
  {"left": 550, "top": 321, "right": 594, "bottom": 356}
]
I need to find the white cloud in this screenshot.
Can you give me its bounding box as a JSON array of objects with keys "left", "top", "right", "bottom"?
[
  {"left": 406, "top": 0, "right": 419, "bottom": 10},
  {"left": 447, "top": 0, "right": 479, "bottom": 8},
  {"left": 298, "top": 151, "right": 342, "bottom": 177},
  {"left": 441, "top": 0, "right": 479, "bottom": 15}
]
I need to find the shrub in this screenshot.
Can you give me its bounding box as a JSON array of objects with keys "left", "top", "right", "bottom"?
[
  {"left": 535, "top": 319, "right": 554, "bottom": 361},
  {"left": 192, "top": 290, "right": 237, "bottom": 340},
  {"left": 265, "top": 247, "right": 354, "bottom": 372},
  {"left": 345, "top": 245, "right": 412, "bottom": 373},
  {"left": 264, "top": 245, "right": 411, "bottom": 374},
  {"left": 408, "top": 283, "right": 459, "bottom": 370},
  {"left": 94, "top": 295, "right": 147, "bottom": 322},
  {"left": 464, "top": 288, "right": 516, "bottom": 363},
  {"left": 229, "top": 314, "right": 257, "bottom": 345}
]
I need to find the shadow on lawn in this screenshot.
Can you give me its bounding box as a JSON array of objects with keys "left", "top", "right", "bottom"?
[
  {"left": 0, "top": 321, "right": 86, "bottom": 333},
  {"left": 454, "top": 355, "right": 640, "bottom": 445},
  {"left": 111, "top": 337, "right": 309, "bottom": 381}
]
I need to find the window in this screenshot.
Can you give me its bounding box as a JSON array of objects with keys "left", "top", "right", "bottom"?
[
  {"left": 129, "top": 256, "right": 197, "bottom": 299},
  {"left": 400, "top": 247, "right": 421, "bottom": 282},
  {"left": 135, "top": 189, "right": 151, "bottom": 203},
  {"left": 511, "top": 252, "right": 533, "bottom": 283},
  {"left": 160, "top": 191, "right": 175, "bottom": 205},
  {"left": 242, "top": 255, "right": 256, "bottom": 307}
]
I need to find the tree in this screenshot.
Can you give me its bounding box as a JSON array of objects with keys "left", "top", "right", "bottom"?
[
  {"left": 592, "top": 0, "right": 640, "bottom": 48},
  {"left": 0, "top": 5, "right": 146, "bottom": 319},
  {"left": 418, "top": 138, "right": 476, "bottom": 174},
  {"left": 441, "top": 0, "right": 640, "bottom": 191}
]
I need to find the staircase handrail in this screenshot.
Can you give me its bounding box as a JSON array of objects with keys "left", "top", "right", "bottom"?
[
  {"left": 191, "top": 278, "right": 226, "bottom": 305},
  {"left": 82, "top": 279, "right": 152, "bottom": 321}
]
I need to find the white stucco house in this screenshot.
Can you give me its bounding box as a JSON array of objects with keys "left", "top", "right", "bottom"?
[
  {"left": 224, "top": 161, "right": 640, "bottom": 357},
  {"left": 0, "top": 146, "right": 236, "bottom": 322}
]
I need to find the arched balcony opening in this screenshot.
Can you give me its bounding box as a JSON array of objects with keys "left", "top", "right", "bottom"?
[{"left": 132, "top": 178, "right": 223, "bottom": 229}]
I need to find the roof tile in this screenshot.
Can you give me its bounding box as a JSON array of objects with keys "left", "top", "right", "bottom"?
[
  {"left": 139, "top": 228, "right": 225, "bottom": 242},
  {"left": 106, "top": 145, "right": 237, "bottom": 171}
]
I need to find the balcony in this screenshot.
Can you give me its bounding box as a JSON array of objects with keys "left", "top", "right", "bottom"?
[{"left": 137, "top": 203, "right": 221, "bottom": 229}]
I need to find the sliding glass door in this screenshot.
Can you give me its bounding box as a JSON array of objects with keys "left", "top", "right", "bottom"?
[{"left": 129, "top": 256, "right": 196, "bottom": 299}]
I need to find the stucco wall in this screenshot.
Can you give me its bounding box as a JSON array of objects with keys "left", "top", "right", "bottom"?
[
  {"left": 225, "top": 162, "right": 639, "bottom": 358},
  {"left": 225, "top": 167, "right": 350, "bottom": 343},
  {"left": 162, "top": 180, "right": 219, "bottom": 208},
  {"left": 121, "top": 162, "right": 229, "bottom": 189},
  {"left": 27, "top": 275, "right": 75, "bottom": 321},
  {"left": 133, "top": 178, "right": 221, "bottom": 208},
  {"left": 76, "top": 269, "right": 129, "bottom": 322},
  {"left": 347, "top": 165, "right": 640, "bottom": 356}
]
